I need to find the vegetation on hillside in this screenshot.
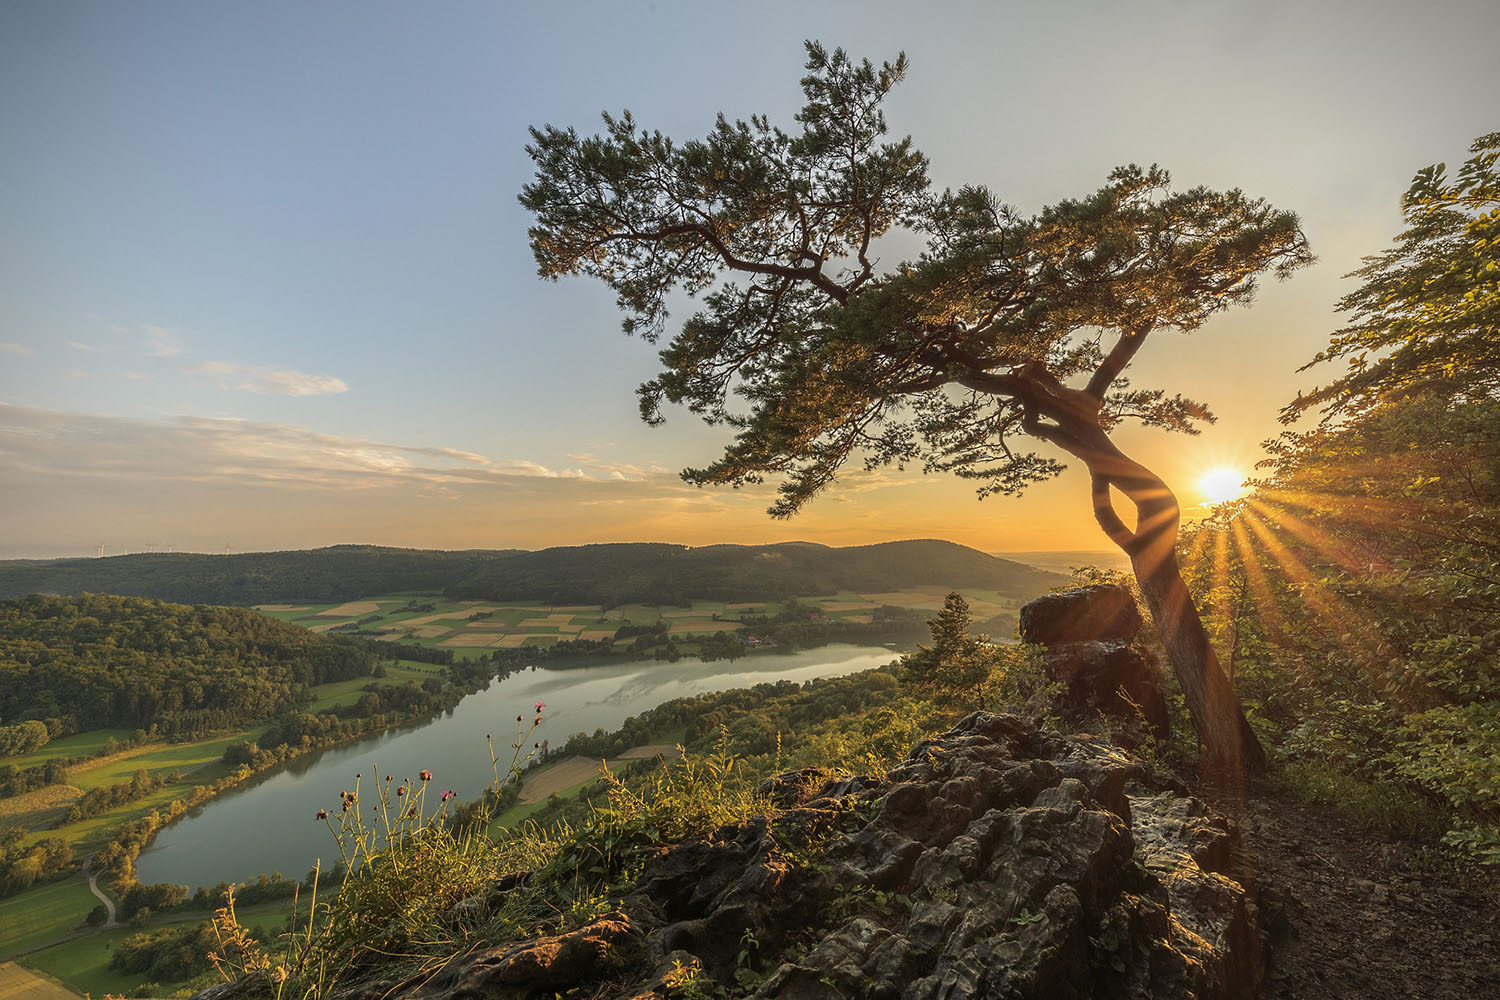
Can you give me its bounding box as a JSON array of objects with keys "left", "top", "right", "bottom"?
[
  {"left": 0, "top": 594, "right": 373, "bottom": 735},
  {"left": 0, "top": 539, "right": 1062, "bottom": 608},
  {"left": 1180, "top": 133, "right": 1500, "bottom": 858}
]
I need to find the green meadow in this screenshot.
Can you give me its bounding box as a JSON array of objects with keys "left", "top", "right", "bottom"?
[{"left": 0, "top": 878, "right": 99, "bottom": 958}]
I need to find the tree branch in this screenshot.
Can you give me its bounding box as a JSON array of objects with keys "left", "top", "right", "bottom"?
[{"left": 1086, "top": 322, "right": 1152, "bottom": 400}]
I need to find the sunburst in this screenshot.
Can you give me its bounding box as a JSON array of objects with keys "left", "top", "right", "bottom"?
[{"left": 1197, "top": 466, "right": 1248, "bottom": 506}]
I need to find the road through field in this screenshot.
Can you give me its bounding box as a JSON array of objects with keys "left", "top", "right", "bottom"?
[{"left": 81, "top": 857, "right": 116, "bottom": 927}]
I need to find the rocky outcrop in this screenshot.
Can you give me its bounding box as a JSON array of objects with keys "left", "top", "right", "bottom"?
[
  {"left": 1018, "top": 585, "right": 1142, "bottom": 645},
  {"left": 362, "top": 714, "right": 1257, "bottom": 1000},
  {"left": 1020, "top": 586, "right": 1169, "bottom": 736}
]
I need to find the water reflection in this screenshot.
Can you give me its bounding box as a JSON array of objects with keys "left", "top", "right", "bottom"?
[{"left": 136, "top": 645, "right": 899, "bottom": 888}]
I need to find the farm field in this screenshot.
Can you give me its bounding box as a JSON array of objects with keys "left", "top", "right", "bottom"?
[
  {"left": 19, "top": 926, "right": 170, "bottom": 999},
  {"left": 251, "top": 587, "right": 985, "bottom": 650},
  {"left": 487, "top": 744, "right": 685, "bottom": 834},
  {"left": 0, "top": 962, "right": 77, "bottom": 1000},
  {"left": 0, "top": 879, "right": 99, "bottom": 960}
]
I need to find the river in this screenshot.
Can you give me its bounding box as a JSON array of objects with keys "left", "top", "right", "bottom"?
[{"left": 135, "top": 644, "right": 901, "bottom": 889}]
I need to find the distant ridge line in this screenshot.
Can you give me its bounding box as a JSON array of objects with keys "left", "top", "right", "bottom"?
[{"left": 0, "top": 539, "right": 1067, "bottom": 607}]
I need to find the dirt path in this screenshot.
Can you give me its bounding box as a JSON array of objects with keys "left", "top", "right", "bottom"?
[
  {"left": 1244, "top": 791, "right": 1500, "bottom": 999},
  {"left": 81, "top": 855, "right": 117, "bottom": 928}
]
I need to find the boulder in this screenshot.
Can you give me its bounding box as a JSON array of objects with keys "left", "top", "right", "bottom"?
[
  {"left": 1019, "top": 584, "right": 1142, "bottom": 644},
  {"left": 1043, "top": 639, "right": 1170, "bottom": 735},
  {"left": 335, "top": 714, "right": 1258, "bottom": 1000}
]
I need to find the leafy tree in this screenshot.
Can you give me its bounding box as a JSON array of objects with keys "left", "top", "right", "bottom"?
[
  {"left": 521, "top": 43, "right": 1313, "bottom": 773},
  {"left": 1284, "top": 132, "right": 1498, "bottom": 422},
  {"left": 1179, "top": 133, "right": 1500, "bottom": 858},
  {"left": 900, "top": 593, "right": 992, "bottom": 706}
]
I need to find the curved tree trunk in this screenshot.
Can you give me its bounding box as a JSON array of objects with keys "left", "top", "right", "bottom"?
[{"left": 1067, "top": 426, "right": 1268, "bottom": 778}]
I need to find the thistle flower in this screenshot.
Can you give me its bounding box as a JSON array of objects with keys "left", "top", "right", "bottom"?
[
  {"left": 440, "top": 789, "right": 454, "bottom": 802},
  {"left": 534, "top": 701, "right": 546, "bottom": 713},
  {"left": 316, "top": 809, "right": 328, "bottom": 820},
  {"left": 419, "top": 769, "right": 433, "bottom": 782},
  {"left": 396, "top": 784, "right": 406, "bottom": 797}
]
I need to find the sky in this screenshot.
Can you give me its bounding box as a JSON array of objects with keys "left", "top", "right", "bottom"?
[{"left": 1, "top": 0, "right": 1496, "bottom": 560}]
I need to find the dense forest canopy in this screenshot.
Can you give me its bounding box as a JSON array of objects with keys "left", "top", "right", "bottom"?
[
  {"left": 0, "top": 546, "right": 512, "bottom": 605},
  {"left": 445, "top": 539, "right": 1061, "bottom": 605},
  {"left": 0, "top": 539, "right": 1061, "bottom": 608},
  {"left": 0, "top": 594, "right": 372, "bottom": 734}
]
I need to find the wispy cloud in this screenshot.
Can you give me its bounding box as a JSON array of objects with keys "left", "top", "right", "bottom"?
[
  {"left": 565, "top": 452, "right": 671, "bottom": 481},
  {"left": 65, "top": 341, "right": 97, "bottom": 352},
  {"left": 143, "top": 325, "right": 184, "bottom": 358},
  {"left": 186, "top": 361, "right": 349, "bottom": 397},
  {"left": 0, "top": 342, "right": 33, "bottom": 357},
  {"left": 0, "top": 403, "right": 603, "bottom": 492}
]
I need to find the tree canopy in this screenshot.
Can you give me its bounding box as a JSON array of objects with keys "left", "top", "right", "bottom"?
[
  {"left": 522, "top": 42, "right": 1313, "bottom": 773},
  {"left": 1285, "top": 132, "right": 1499, "bottom": 422},
  {"left": 522, "top": 42, "right": 1310, "bottom": 520},
  {"left": 1181, "top": 133, "right": 1500, "bottom": 857}
]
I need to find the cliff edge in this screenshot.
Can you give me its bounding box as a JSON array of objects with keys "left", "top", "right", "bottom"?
[{"left": 292, "top": 713, "right": 1258, "bottom": 1000}]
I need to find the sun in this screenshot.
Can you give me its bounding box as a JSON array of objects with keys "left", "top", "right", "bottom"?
[{"left": 1198, "top": 466, "right": 1248, "bottom": 506}]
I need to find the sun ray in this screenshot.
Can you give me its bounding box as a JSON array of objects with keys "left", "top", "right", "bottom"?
[
  {"left": 1229, "top": 517, "right": 1290, "bottom": 650},
  {"left": 1211, "top": 525, "right": 1235, "bottom": 663},
  {"left": 1239, "top": 509, "right": 1416, "bottom": 708},
  {"left": 1245, "top": 498, "right": 1388, "bottom": 574}
]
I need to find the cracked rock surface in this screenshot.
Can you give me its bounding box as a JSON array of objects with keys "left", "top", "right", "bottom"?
[{"left": 327, "top": 713, "right": 1258, "bottom": 1000}]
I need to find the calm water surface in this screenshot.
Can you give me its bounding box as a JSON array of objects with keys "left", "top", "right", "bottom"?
[{"left": 135, "top": 644, "right": 899, "bottom": 888}]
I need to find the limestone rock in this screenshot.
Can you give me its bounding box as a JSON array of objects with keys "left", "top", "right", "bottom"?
[
  {"left": 1018, "top": 585, "right": 1142, "bottom": 644},
  {"left": 1042, "top": 639, "right": 1170, "bottom": 735},
  {"left": 314, "top": 713, "right": 1259, "bottom": 1000}
]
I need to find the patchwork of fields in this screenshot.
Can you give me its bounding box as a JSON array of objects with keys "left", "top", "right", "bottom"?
[{"left": 251, "top": 587, "right": 1022, "bottom": 652}]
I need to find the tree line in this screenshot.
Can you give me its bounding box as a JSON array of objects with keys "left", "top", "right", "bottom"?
[{"left": 0, "top": 539, "right": 1061, "bottom": 609}]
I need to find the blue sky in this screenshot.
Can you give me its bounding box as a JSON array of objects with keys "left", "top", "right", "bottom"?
[{"left": 2, "top": 0, "right": 1496, "bottom": 558}]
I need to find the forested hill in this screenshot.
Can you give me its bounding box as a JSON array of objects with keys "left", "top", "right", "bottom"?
[
  {"left": 0, "top": 540, "right": 1065, "bottom": 607},
  {"left": 0, "top": 593, "right": 372, "bottom": 734},
  {"left": 0, "top": 546, "right": 514, "bottom": 605},
  {"left": 445, "top": 539, "right": 1063, "bottom": 605}
]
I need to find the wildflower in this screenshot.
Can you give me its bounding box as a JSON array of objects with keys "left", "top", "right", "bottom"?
[
  {"left": 396, "top": 784, "right": 406, "bottom": 797},
  {"left": 407, "top": 806, "right": 417, "bottom": 817},
  {"left": 316, "top": 809, "right": 328, "bottom": 820},
  {"left": 535, "top": 701, "right": 546, "bottom": 713},
  {"left": 419, "top": 769, "right": 433, "bottom": 782},
  {"left": 516, "top": 714, "right": 522, "bottom": 722},
  {"left": 440, "top": 789, "right": 454, "bottom": 802}
]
